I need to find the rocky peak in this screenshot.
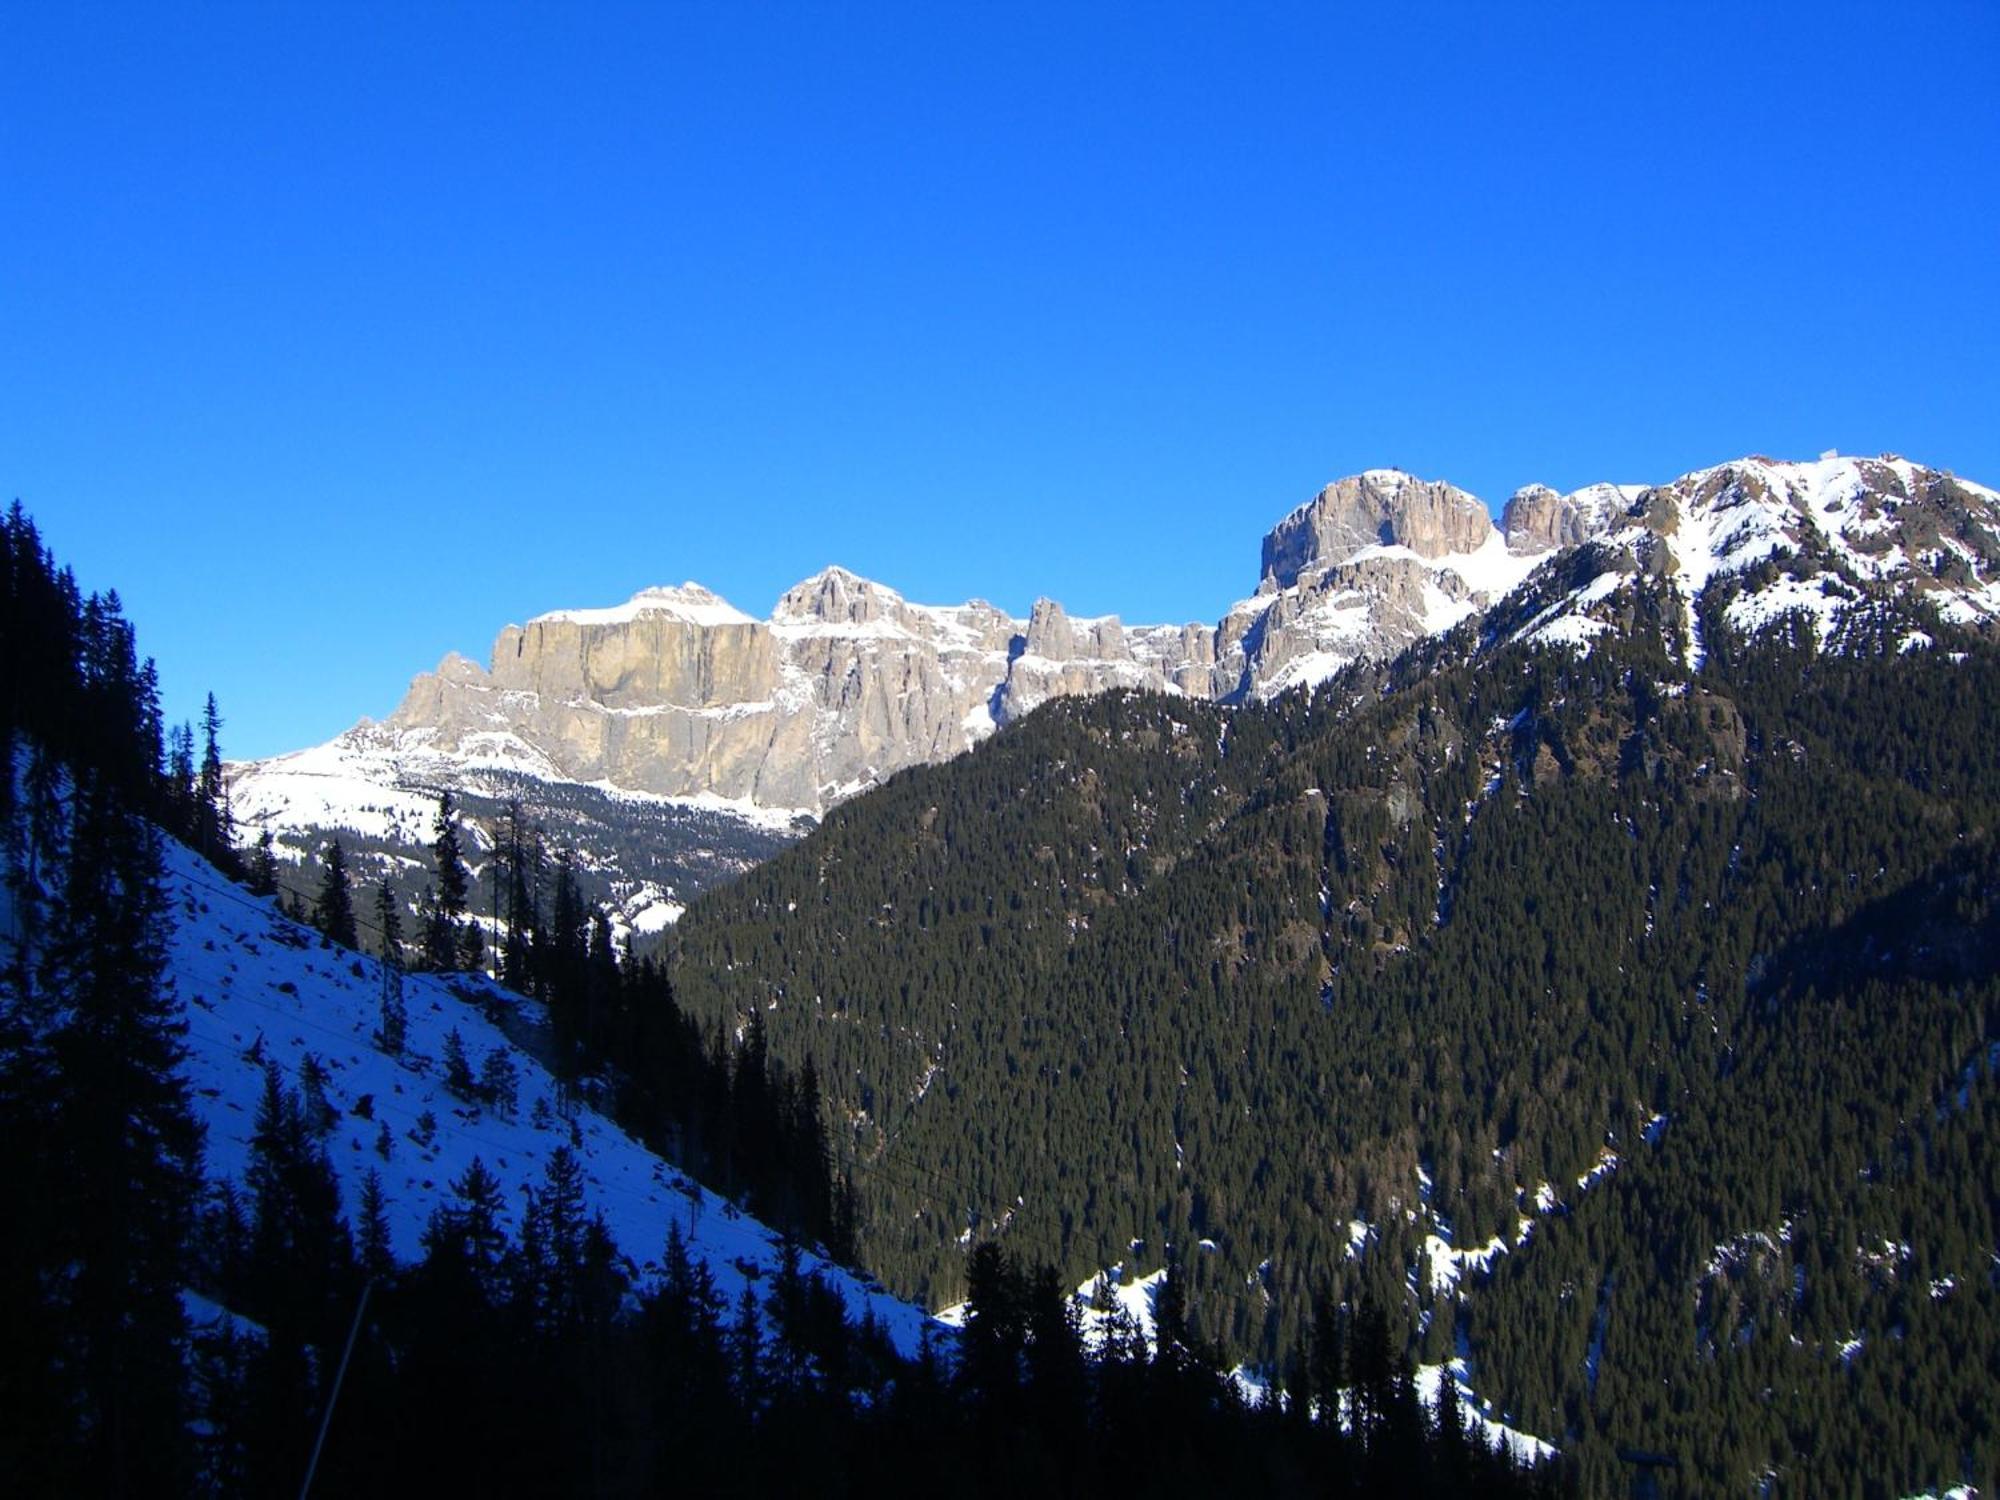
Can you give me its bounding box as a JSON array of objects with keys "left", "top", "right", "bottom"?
[
  {"left": 1023, "top": 598, "right": 1075, "bottom": 660},
  {"left": 1261, "top": 471, "right": 1494, "bottom": 588},
  {"left": 1503, "top": 483, "right": 1636, "bottom": 555},
  {"left": 774, "top": 566, "right": 898, "bottom": 627},
  {"left": 1479, "top": 453, "right": 2000, "bottom": 670}
]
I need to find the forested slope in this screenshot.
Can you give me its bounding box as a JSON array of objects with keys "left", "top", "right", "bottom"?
[{"left": 671, "top": 574, "right": 2000, "bottom": 1495}]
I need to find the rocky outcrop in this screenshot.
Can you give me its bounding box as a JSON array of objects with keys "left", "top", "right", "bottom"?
[
  {"left": 1261, "top": 471, "right": 1495, "bottom": 588},
  {"left": 1209, "top": 470, "right": 1563, "bottom": 698},
  {"left": 1502, "top": 483, "right": 1638, "bottom": 554}
]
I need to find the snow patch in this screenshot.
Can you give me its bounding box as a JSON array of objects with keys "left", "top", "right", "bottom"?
[{"left": 1414, "top": 1361, "right": 1559, "bottom": 1466}]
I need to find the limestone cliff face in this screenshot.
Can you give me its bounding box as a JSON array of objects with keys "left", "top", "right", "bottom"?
[
  {"left": 996, "top": 598, "right": 1195, "bottom": 721},
  {"left": 1222, "top": 470, "right": 1597, "bottom": 700},
  {"left": 369, "top": 473, "right": 1595, "bottom": 813},
  {"left": 1261, "top": 471, "right": 1495, "bottom": 588}
]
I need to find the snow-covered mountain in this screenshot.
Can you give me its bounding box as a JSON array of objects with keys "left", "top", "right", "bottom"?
[
  {"left": 230, "top": 452, "right": 2000, "bottom": 907},
  {"left": 164, "top": 834, "right": 937, "bottom": 1354},
  {"left": 1478, "top": 454, "right": 2000, "bottom": 665}
]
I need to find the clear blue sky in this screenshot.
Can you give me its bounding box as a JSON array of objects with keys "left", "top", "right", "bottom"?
[{"left": 5, "top": 3, "right": 1996, "bottom": 758}]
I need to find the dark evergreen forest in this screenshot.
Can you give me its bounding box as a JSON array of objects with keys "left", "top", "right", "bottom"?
[{"left": 670, "top": 569, "right": 2000, "bottom": 1496}]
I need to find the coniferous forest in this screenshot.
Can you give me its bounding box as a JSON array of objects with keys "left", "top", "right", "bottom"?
[
  {"left": 668, "top": 566, "right": 2000, "bottom": 1495},
  {"left": 1, "top": 503, "right": 1560, "bottom": 1496}
]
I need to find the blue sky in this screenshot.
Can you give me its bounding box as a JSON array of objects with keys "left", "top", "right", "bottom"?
[{"left": 5, "top": 3, "right": 1996, "bottom": 758}]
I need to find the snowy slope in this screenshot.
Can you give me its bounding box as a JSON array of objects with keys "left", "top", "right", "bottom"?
[{"left": 164, "top": 837, "right": 938, "bottom": 1356}]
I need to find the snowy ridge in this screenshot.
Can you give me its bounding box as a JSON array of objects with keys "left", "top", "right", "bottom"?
[
  {"left": 1340, "top": 528, "right": 1546, "bottom": 601},
  {"left": 164, "top": 837, "right": 938, "bottom": 1355},
  {"left": 533, "top": 582, "right": 757, "bottom": 628}
]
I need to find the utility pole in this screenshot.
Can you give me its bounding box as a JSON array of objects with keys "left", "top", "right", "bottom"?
[{"left": 298, "top": 1277, "right": 375, "bottom": 1500}]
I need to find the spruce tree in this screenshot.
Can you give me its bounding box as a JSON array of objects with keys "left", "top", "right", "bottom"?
[
  {"left": 38, "top": 717, "right": 204, "bottom": 1491},
  {"left": 442, "top": 1027, "right": 477, "bottom": 1100},
  {"left": 478, "top": 1045, "right": 519, "bottom": 1115},
  {"left": 247, "top": 828, "right": 279, "bottom": 898},
  {"left": 422, "top": 1157, "right": 510, "bottom": 1303},
  {"left": 166, "top": 722, "right": 196, "bottom": 831},
  {"left": 245, "top": 1062, "right": 352, "bottom": 1333},
  {"left": 313, "top": 837, "right": 358, "bottom": 948},
  {"left": 357, "top": 1169, "right": 394, "bottom": 1280},
  {"left": 192, "top": 691, "right": 234, "bottom": 867},
  {"left": 498, "top": 797, "right": 536, "bottom": 988},
  {"left": 374, "top": 881, "right": 407, "bottom": 1055},
  {"left": 423, "top": 792, "right": 470, "bottom": 971},
  {"left": 373, "top": 877, "right": 403, "bottom": 966}
]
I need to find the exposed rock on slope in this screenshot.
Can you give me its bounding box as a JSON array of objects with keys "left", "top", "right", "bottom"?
[
  {"left": 383, "top": 571, "right": 1184, "bottom": 816},
  {"left": 1261, "top": 470, "right": 1495, "bottom": 584},
  {"left": 1501, "top": 482, "right": 1639, "bottom": 554}
]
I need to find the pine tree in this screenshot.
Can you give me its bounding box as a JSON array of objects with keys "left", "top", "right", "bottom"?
[
  {"left": 194, "top": 692, "right": 233, "bottom": 864},
  {"left": 521, "top": 1145, "right": 589, "bottom": 1338},
  {"left": 441, "top": 1027, "right": 477, "bottom": 1100},
  {"left": 498, "top": 798, "right": 536, "bottom": 989},
  {"left": 244, "top": 1062, "right": 352, "bottom": 1333},
  {"left": 37, "top": 719, "right": 204, "bottom": 1490},
  {"left": 372, "top": 878, "right": 403, "bottom": 964},
  {"left": 372, "top": 879, "right": 407, "bottom": 1056},
  {"left": 961, "top": 1241, "right": 1027, "bottom": 1399},
  {"left": 423, "top": 793, "right": 471, "bottom": 971},
  {"left": 422, "top": 1157, "right": 510, "bottom": 1304},
  {"left": 297, "top": 1051, "right": 337, "bottom": 1137},
  {"left": 165, "top": 722, "right": 196, "bottom": 831},
  {"left": 479, "top": 1045, "right": 519, "bottom": 1115},
  {"left": 247, "top": 828, "right": 279, "bottom": 898},
  {"left": 357, "top": 1168, "right": 394, "bottom": 1280},
  {"left": 1154, "top": 1253, "right": 1194, "bottom": 1375},
  {"left": 1433, "top": 1362, "right": 1472, "bottom": 1493},
  {"left": 313, "top": 837, "right": 357, "bottom": 949},
  {"left": 729, "top": 1284, "right": 765, "bottom": 1406},
  {"left": 546, "top": 850, "right": 587, "bottom": 1058}
]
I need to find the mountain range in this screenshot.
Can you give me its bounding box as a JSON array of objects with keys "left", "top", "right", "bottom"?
[{"left": 228, "top": 452, "right": 2000, "bottom": 935}]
